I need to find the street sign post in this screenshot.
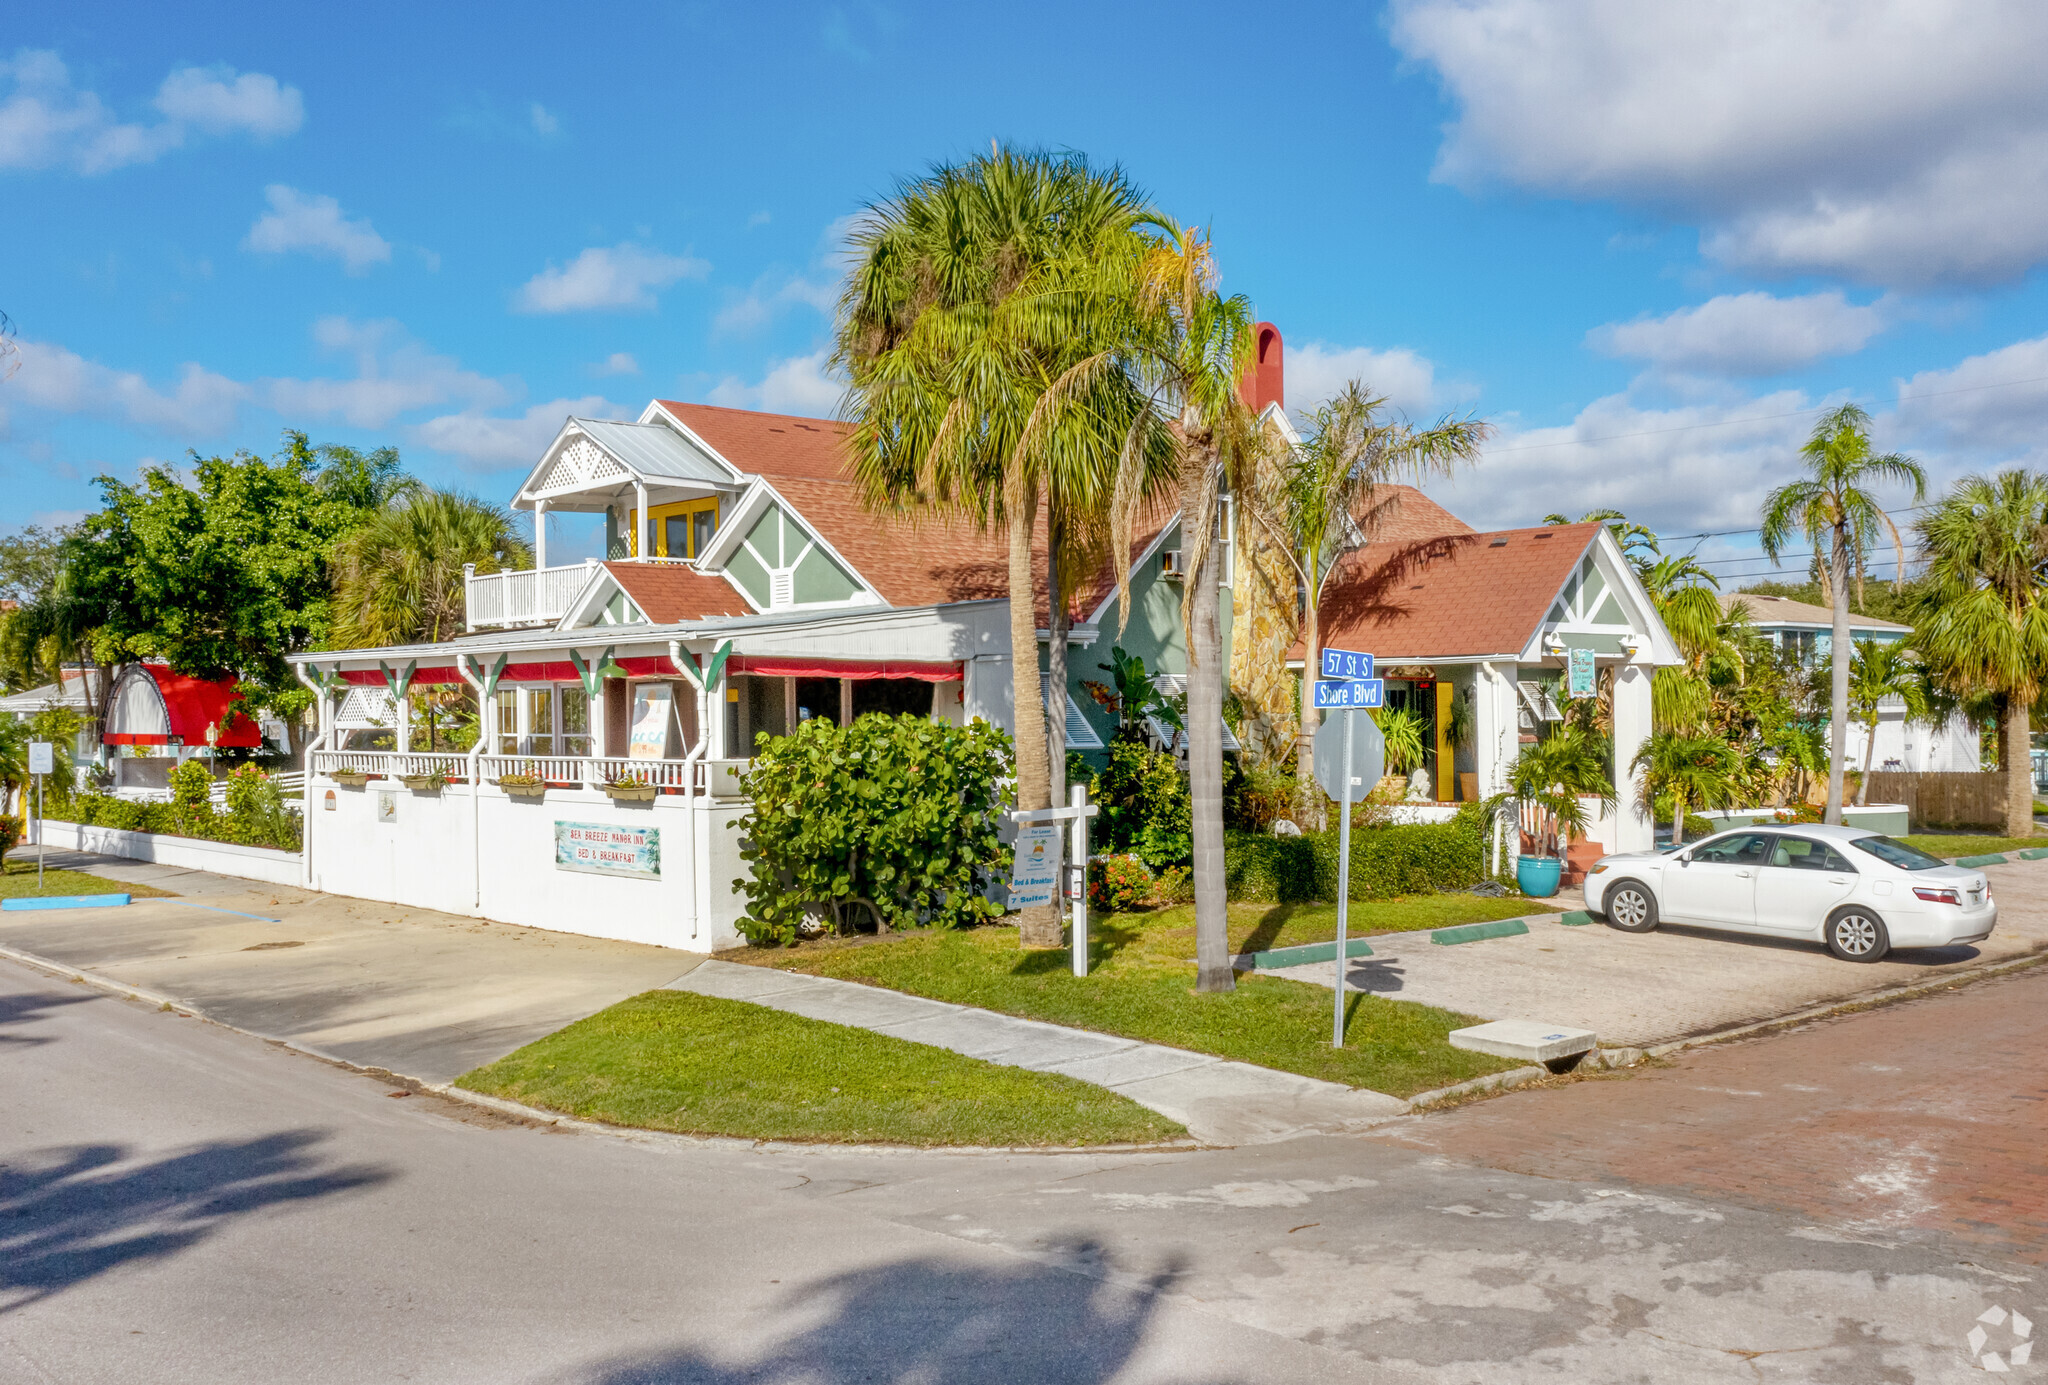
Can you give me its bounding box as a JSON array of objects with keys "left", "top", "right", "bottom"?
[
  {"left": 27, "top": 741, "right": 52, "bottom": 893},
  {"left": 1312, "top": 678, "right": 1384, "bottom": 710},
  {"left": 1013, "top": 787, "right": 1101, "bottom": 976},
  {"left": 1311, "top": 657, "right": 1386, "bottom": 1048}
]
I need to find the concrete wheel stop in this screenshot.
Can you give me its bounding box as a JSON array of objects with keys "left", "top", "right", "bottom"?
[{"left": 1449, "top": 1019, "right": 1598, "bottom": 1073}]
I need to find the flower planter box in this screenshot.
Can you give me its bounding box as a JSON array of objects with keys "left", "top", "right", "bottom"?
[
  {"left": 496, "top": 780, "right": 546, "bottom": 800},
  {"left": 331, "top": 771, "right": 377, "bottom": 788},
  {"left": 398, "top": 774, "right": 448, "bottom": 792},
  {"left": 604, "top": 784, "right": 658, "bottom": 803}
]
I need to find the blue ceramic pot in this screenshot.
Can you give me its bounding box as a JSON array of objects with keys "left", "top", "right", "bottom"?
[{"left": 1516, "top": 855, "right": 1563, "bottom": 898}]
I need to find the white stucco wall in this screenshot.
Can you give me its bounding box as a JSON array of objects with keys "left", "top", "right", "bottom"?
[
  {"left": 1838, "top": 708, "right": 1980, "bottom": 774},
  {"left": 29, "top": 819, "right": 302, "bottom": 887},
  {"left": 304, "top": 779, "right": 750, "bottom": 951}
]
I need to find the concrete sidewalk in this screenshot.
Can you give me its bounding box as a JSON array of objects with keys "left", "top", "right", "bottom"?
[
  {"left": 0, "top": 849, "right": 700, "bottom": 1083},
  {"left": 1268, "top": 857, "right": 2048, "bottom": 1046},
  {"left": 666, "top": 960, "right": 1407, "bottom": 1145}
]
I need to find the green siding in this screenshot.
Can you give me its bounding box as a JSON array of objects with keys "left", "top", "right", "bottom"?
[
  {"left": 725, "top": 545, "right": 770, "bottom": 607},
  {"left": 743, "top": 505, "right": 784, "bottom": 567},
  {"left": 793, "top": 544, "right": 859, "bottom": 604},
  {"left": 1591, "top": 593, "right": 1626, "bottom": 626}
]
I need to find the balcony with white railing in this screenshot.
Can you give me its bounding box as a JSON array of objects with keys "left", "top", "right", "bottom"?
[
  {"left": 309, "top": 750, "right": 747, "bottom": 800},
  {"left": 464, "top": 560, "right": 602, "bottom": 630}
]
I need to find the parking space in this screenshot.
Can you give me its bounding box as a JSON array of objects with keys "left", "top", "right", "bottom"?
[{"left": 1270, "top": 857, "right": 2048, "bottom": 1047}]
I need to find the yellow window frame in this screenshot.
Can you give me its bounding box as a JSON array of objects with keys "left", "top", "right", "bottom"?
[{"left": 625, "top": 498, "right": 720, "bottom": 558}]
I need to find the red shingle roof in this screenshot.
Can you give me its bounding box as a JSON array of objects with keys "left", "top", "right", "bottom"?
[
  {"left": 602, "top": 561, "right": 752, "bottom": 623},
  {"left": 1302, "top": 522, "right": 1601, "bottom": 662}
]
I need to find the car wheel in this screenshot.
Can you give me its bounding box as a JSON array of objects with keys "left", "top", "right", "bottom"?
[
  {"left": 1826, "top": 907, "right": 1890, "bottom": 962},
  {"left": 1603, "top": 880, "right": 1658, "bottom": 933}
]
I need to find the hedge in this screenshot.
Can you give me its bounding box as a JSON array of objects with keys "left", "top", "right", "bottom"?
[
  {"left": 1226, "top": 808, "right": 1492, "bottom": 903},
  {"left": 48, "top": 762, "right": 302, "bottom": 853}
]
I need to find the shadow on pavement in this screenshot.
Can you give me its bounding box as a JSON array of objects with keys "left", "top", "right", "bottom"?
[
  {"left": 0, "top": 990, "right": 96, "bottom": 1047},
  {"left": 0, "top": 1130, "right": 392, "bottom": 1312},
  {"left": 557, "top": 1241, "right": 1217, "bottom": 1385}
]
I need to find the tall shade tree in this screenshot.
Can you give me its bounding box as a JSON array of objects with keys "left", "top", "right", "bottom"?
[
  {"left": 1110, "top": 217, "right": 1257, "bottom": 993},
  {"left": 1914, "top": 468, "right": 2048, "bottom": 837},
  {"left": 1760, "top": 405, "right": 1925, "bottom": 825},
  {"left": 836, "top": 149, "right": 1168, "bottom": 948},
  {"left": 1836, "top": 638, "right": 1928, "bottom": 805},
  {"left": 1246, "top": 382, "right": 1488, "bottom": 810},
  {"left": 329, "top": 489, "right": 531, "bottom": 649}
]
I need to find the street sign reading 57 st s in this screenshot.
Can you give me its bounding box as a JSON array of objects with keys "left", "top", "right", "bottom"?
[
  {"left": 1313, "top": 678, "right": 1384, "bottom": 710},
  {"left": 1321, "top": 647, "right": 1374, "bottom": 681}
]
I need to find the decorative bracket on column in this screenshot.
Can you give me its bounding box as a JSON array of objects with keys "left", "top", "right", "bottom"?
[
  {"left": 565, "top": 646, "right": 617, "bottom": 701},
  {"left": 456, "top": 653, "right": 510, "bottom": 701},
  {"left": 377, "top": 660, "right": 417, "bottom": 702},
  {"left": 668, "top": 639, "right": 733, "bottom": 692}
]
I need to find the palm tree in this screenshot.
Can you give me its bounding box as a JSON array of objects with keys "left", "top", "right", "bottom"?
[
  {"left": 1638, "top": 553, "right": 1740, "bottom": 732},
  {"left": 1246, "top": 383, "right": 1488, "bottom": 812},
  {"left": 1632, "top": 730, "right": 1744, "bottom": 846},
  {"left": 1760, "top": 404, "right": 1926, "bottom": 826},
  {"left": 1105, "top": 217, "right": 1259, "bottom": 993},
  {"left": 836, "top": 149, "right": 1169, "bottom": 949},
  {"left": 1509, "top": 724, "right": 1615, "bottom": 858},
  {"left": 1543, "top": 508, "right": 1659, "bottom": 571},
  {"left": 1914, "top": 469, "right": 2048, "bottom": 837},
  {"left": 1835, "top": 639, "right": 1928, "bottom": 805},
  {"left": 329, "top": 490, "right": 531, "bottom": 649}
]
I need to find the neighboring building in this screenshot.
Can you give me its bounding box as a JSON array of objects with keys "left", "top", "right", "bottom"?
[
  {"left": 1724, "top": 592, "right": 1979, "bottom": 774},
  {"left": 0, "top": 665, "right": 101, "bottom": 787}
]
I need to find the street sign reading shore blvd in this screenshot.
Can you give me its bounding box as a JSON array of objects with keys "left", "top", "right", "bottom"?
[
  {"left": 1320, "top": 647, "right": 1374, "bottom": 681},
  {"left": 1313, "top": 678, "right": 1384, "bottom": 710}
]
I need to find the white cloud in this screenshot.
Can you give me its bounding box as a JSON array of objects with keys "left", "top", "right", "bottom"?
[
  {"left": 0, "top": 50, "right": 301, "bottom": 175},
  {"left": 527, "top": 102, "right": 559, "bottom": 137},
  {"left": 243, "top": 185, "right": 392, "bottom": 274},
  {"left": 1588, "top": 292, "right": 1890, "bottom": 376},
  {"left": 706, "top": 350, "right": 842, "bottom": 416},
  {"left": 1285, "top": 342, "right": 1448, "bottom": 420},
  {"left": 514, "top": 243, "right": 710, "bottom": 313},
  {"left": 1387, "top": 0, "right": 2048, "bottom": 285},
  {"left": 413, "top": 396, "right": 629, "bottom": 470},
  {"left": 713, "top": 273, "right": 836, "bottom": 336},
  {"left": 2, "top": 337, "right": 247, "bottom": 434},
  {"left": 262, "top": 317, "right": 509, "bottom": 428},
  {"left": 153, "top": 65, "right": 303, "bottom": 138},
  {"left": 589, "top": 352, "right": 640, "bottom": 377},
  {"left": 1891, "top": 333, "right": 2048, "bottom": 466}
]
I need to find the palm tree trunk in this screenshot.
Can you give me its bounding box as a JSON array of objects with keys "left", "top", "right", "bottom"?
[
  {"left": 1007, "top": 471, "right": 1059, "bottom": 948},
  {"left": 1186, "top": 450, "right": 1234, "bottom": 994},
  {"left": 1857, "top": 712, "right": 1877, "bottom": 806},
  {"left": 1825, "top": 537, "right": 1850, "bottom": 826},
  {"left": 1046, "top": 533, "right": 1067, "bottom": 811},
  {"left": 2002, "top": 696, "right": 2034, "bottom": 839},
  {"left": 1671, "top": 791, "right": 1684, "bottom": 847},
  {"left": 1296, "top": 567, "right": 1320, "bottom": 828}
]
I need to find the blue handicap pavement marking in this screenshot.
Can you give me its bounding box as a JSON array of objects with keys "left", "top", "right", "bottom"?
[
  {"left": 3, "top": 893, "right": 132, "bottom": 911},
  {"left": 1313, "top": 678, "right": 1385, "bottom": 710},
  {"left": 1320, "top": 647, "right": 1374, "bottom": 681}
]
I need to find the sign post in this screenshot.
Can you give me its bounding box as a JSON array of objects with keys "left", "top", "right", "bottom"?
[
  {"left": 1312, "top": 650, "right": 1385, "bottom": 1048},
  {"left": 1012, "top": 787, "right": 1100, "bottom": 977},
  {"left": 27, "top": 741, "right": 53, "bottom": 893}
]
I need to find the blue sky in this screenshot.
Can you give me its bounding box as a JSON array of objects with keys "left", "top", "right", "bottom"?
[{"left": 7, "top": 1, "right": 2048, "bottom": 584}]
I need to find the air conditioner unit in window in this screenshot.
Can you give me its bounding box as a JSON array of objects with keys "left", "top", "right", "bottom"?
[{"left": 1160, "top": 549, "right": 1186, "bottom": 578}]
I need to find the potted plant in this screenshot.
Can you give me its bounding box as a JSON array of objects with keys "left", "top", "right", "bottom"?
[
  {"left": 603, "top": 770, "right": 658, "bottom": 803},
  {"left": 398, "top": 767, "right": 456, "bottom": 792},
  {"left": 1508, "top": 726, "right": 1615, "bottom": 898},
  {"left": 494, "top": 763, "right": 547, "bottom": 800},
  {"left": 331, "top": 768, "right": 377, "bottom": 788}
]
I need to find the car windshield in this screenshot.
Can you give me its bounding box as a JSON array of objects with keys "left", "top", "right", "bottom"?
[{"left": 1847, "top": 835, "right": 1948, "bottom": 871}]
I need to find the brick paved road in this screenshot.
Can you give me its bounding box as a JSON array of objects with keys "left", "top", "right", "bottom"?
[{"left": 1374, "top": 959, "right": 2048, "bottom": 1266}]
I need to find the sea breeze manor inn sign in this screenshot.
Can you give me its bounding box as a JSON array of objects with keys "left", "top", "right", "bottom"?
[{"left": 555, "top": 821, "right": 662, "bottom": 880}]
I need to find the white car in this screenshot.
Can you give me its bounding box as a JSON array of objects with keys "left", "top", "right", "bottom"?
[{"left": 1583, "top": 823, "right": 1997, "bottom": 962}]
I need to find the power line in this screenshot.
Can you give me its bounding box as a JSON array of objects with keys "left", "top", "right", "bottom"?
[
  {"left": 1484, "top": 372, "right": 2048, "bottom": 457},
  {"left": 1656, "top": 502, "right": 1932, "bottom": 548}
]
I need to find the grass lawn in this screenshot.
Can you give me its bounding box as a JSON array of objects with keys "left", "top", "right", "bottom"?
[
  {"left": 738, "top": 896, "right": 1529, "bottom": 1099},
  {"left": 0, "top": 858, "right": 172, "bottom": 900},
  {"left": 457, "top": 989, "right": 1185, "bottom": 1147},
  {"left": 1901, "top": 833, "right": 2043, "bottom": 858}
]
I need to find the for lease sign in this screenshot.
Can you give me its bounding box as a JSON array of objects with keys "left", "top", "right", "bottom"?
[{"left": 554, "top": 820, "right": 662, "bottom": 880}]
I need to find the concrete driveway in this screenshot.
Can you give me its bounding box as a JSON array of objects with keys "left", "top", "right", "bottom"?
[
  {"left": 0, "top": 849, "right": 700, "bottom": 1082},
  {"left": 1270, "top": 856, "right": 2048, "bottom": 1046}
]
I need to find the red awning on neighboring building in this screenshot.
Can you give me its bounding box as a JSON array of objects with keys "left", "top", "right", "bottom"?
[
  {"left": 103, "top": 664, "right": 262, "bottom": 747},
  {"left": 729, "top": 656, "right": 961, "bottom": 682}
]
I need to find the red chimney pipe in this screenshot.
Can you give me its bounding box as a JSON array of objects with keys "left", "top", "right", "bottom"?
[{"left": 1240, "top": 322, "right": 1283, "bottom": 414}]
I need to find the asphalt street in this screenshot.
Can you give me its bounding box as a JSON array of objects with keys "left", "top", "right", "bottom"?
[{"left": 2, "top": 954, "right": 2037, "bottom": 1384}]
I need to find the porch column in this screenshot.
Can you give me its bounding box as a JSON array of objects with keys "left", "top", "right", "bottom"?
[
  {"left": 534, "top": 499, "right": 549, "bottom": 571},
  {"left": 1612, "top": 661, "right": 1654, "bottom": 853},
  {"left": 839, "top": 677, "right": 853, "bottom": 728},
  {"left": 709, "top": 668, "right": 729, "bottom": 758},
  {"left": 633, "top": 481, "right": 649, "bottom": 558},
  {"left": 1475, "top": 661, "right": 1518, "bottom": 872}
]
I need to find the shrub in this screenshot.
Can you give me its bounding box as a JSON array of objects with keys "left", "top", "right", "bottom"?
[
  {"left": 168, "top": 758, "right": 214, "bottom": 808},
  {"left": 1225, "top": 756, "right": 1297, "bottom": 834},
  {"left": 1224, "top": 832, "right": 1320, "bottom": 903},
  {"left": 0, "top": 814, "right": 20, "bottom": 861},
  {"left": 1769, "top": 803, "right": 1821, "bottom": 826},
  {"left": 1088, "top": 853, "right": 1155, "bottom": 913},
  {"left": 732, "top": 714, "right": 1010, "bottom": 946},
  {"left": 1226, "top": 804, "right": 1494, "bottom": 902},
  {"left": 1088, "top": 740, "right": 1191, "bottom": 871},
  {"left": 50, "top": 767, "right": 302, "bottom": 853},
  {"left": 1683, "top": 813, "right": 1716, "bottom": 837}
]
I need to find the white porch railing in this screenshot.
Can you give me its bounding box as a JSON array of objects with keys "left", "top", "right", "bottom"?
[
  {"left": 311, "top": 751, "right": 744, "bottom": 799},
  {"left": 465, "top": 561, "right": 599, "bottom": 630}
]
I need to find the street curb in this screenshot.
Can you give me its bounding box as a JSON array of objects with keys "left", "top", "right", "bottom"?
[{"left": 0, "top": 939, "right": 1206, "bottom": 1158}]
